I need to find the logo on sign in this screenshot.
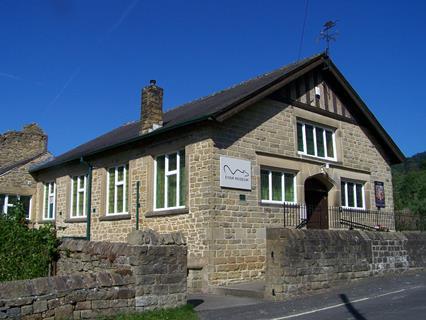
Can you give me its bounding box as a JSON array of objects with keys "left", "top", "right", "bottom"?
[{"left": 220, "top": 156, "right": 251, "bottom": 190}]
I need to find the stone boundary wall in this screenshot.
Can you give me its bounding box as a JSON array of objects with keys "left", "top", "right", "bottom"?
[
  {"left": 265, "top": 229, "right": 426, "bottom": 300},
  {"left": 0, "top": 271, "right": 135, "bottom": 319},
  {"left": 403, "top": 232, "right": 426, "bottom": 268},
  {"left": 56, "top": 229, "right": 185, "bottom": 276},
  {"left": 0, "top": 230, "right": 187, "bottom": 319}
]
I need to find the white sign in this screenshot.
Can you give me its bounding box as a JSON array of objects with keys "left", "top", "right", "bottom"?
[{"left": 220, "top": 156, "right": 252, "bottom": 190}]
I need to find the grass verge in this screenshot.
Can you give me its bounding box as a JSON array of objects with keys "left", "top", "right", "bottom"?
[{"left": 107, "top": 305, "right": 198, "bottom": 320}]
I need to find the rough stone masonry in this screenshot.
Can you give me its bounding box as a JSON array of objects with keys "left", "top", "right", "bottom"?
[
  {"left": 265, "top": 229, "right": 426, "bottom": 300},
  {"left": 0, "top": 229, "right": 187, "bottom": 319}
]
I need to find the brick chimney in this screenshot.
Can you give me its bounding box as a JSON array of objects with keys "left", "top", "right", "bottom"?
[{"left": 140, "top": 80, "right": 164, "bottom": 134}]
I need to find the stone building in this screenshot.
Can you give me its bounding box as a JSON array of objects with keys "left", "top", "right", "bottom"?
[
  {"left": 29, "top": 53, "right": 404, "bottom": 292},
  {"left": 0, "top": 124, "right": 51, "bottom": 219}
]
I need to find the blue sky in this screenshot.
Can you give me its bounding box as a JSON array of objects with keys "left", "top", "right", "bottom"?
[{"left": 1, "top": 0, "right": 425, "bottom": 157}]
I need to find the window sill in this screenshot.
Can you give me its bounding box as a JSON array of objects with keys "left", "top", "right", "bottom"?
[
  {"left": 99, "top": 214, "right": 131, "bottom": 221},
  {"left": 297, "top": 152, "right": 338, "bottom": 163},
  {"left": 259, "top": 202, "right": 285, "bottom": 208},
  {"left": 64, "top": 218, "right": 87, "bottom": 223},
  {"left": 145, "top": 207, "right": 189, "bottom": 218}
]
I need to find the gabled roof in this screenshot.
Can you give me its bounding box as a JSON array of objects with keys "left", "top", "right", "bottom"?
[{"left": 31, "top": 52, "right": 404, "bottom": 173}]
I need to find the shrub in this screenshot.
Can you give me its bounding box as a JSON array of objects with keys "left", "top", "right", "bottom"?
[{"left": 0, "top": 201, "right": 59, "bottom": 281}]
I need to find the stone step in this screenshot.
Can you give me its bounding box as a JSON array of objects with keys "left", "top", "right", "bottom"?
[{"left": 210, "top": 280, "right": 265, "bottom": 299}]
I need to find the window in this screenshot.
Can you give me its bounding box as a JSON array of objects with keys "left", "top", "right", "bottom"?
[
  {"left": 43, "top": 182, "right": 56, "bottom": 220},
  {"left": 0, "top": 194, "right": 32, "bottom": 219},
  {"left": 260, "top": 169, "right": 296, "bottom": 204},
  {"left": 154, "top": 150, "right": 186, "bottom": 210},
  {"left": 107, "top": 165, "right": 129, "bottom": 215},
  {"left": 70, "top": 175, "right": 87, "bottom": 218},
  {"left": 297, "top": 121, "right": 336, "bottom": 160},
  {"left": 341, "top": 180, "right": 365, "bottom": 209}
]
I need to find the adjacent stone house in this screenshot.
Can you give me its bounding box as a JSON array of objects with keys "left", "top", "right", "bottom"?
[
  {"left": 29, "top": 53, "right": 404, "bottom": 291},
  {"left": 0, "top": 124, "right": 51, "bottom": 220}
]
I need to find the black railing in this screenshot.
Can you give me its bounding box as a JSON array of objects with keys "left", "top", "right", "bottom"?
[
  {"left": 330, "top": 207, "right": 395, "bottom": 231},
  {"left": 283, "top": 203, "right": 400, "bottom": 231},
  {"left": 283, "top": 203, "right": 307, "bottom": 229}
]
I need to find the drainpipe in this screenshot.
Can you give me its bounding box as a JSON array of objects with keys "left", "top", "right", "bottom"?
[
  {"left": 136, "top": 181, "right": 140, "bottom": 230},
  {"left": 80, "top": 157, "right": 92, "bottom": 241}
]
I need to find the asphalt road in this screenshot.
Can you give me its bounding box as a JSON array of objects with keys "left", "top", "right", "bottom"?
[{"left": 193, "top": 271, "right": 426, "bottom": 320}]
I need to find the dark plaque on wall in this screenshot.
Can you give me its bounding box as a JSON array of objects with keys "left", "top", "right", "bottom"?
[{"left": 374, "top": 181, "right": 385, "bottom": 208}]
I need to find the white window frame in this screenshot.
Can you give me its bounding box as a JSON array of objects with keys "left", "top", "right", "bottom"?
[
  {"left": 106, "top": 165, "right": 128, "bottom": 216},
  {"left": 341, "top": 180, "right": 366, "bottom": 210},
  {"left": 70, "top": 175, "right": 87, "bottom": 218},
  {"left": 297, "top": 121, "right": 337, "bottom": 161},
  {"left": 154, "top": 151, "right": 185, "bottom": 211},
  {"left": 1, "top": 194, "right": 32, "bottom": 220},
  {"left": 260, "top": 169, "right": 297, "bottom": 204},
  {"left": 43, "top": 182, "right": 56, "bottom": 220}
]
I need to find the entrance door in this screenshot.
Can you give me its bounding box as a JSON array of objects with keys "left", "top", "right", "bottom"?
[{"left": 305, "top": 178, "right": 329, "bottom": 229}]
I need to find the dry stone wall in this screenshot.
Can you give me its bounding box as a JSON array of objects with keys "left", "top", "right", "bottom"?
[
  {"left": 265, "top": 229, "right": 426, "bottom": 300},
  {"left": 0, "top": 230, "right": 187, "bottom": 319},
  {"left": 0, "top": 271, "right": 135, "bottom": 319}
]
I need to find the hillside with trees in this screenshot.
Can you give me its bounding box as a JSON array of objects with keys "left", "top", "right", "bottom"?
[{"left": 392, "top": 151, "right": 426, "bottom": 216}]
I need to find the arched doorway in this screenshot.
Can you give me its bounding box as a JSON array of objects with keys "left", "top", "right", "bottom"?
[{"left": 305, "top": 177, "right": 329, "bottom": 229}]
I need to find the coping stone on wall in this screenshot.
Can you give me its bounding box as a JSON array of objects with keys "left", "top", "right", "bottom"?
[{"left": 127, "top": 229, "right": 186, "bottom": 246}]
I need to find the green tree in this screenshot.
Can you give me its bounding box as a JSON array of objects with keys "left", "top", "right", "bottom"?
[{"left": 393, "top": 152, "right": 426, "bottom": 217}]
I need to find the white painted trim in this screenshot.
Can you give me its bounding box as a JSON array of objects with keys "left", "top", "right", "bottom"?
[
  {"left": 1, "top": 194, "right": 32, "bottom": 219},
  {"left": 52, "top": 182, "right": 56, "bottom": 220},
  {"left": 154, "top": 151, "right": 186, "bottom": 211},
  {"left": 341, "top": 179, "right": 366, "bottom": 210},
  {"left": 164, "top": 154, "right": 169, "bottom": 208},
  {"left": 153, "top": 156, "right": 158, "bottom": 209},
  {"left": 106, "top": 165, "right": 129, "bottom": 216},
  {"left": 297, "top": 120, "right": 337, "bottom": 162},
  {"left": 322, "top": 128, "right": 327, "bottom": 157},
  {"left": 260, "top": 168, "right": 297, "bottom": 204},
  {"left": 176, "top": 152, "right": 180, "bottom": 208},
  {"left": 331, "top": 130, "right": 337, "bottom": 159},
  {"left": 27, "top": 197, "right": 32, "bottom": 220},
  {"left": 302, "top": 123, "right": 307, "bottom": 154},
  {"left": 42, "top": 185, "right": 46, "bottom": 219},
  {"left": 268, "top": 171, "right": 272, "bottom": 202},
  {"left": 313, "top": 126, "right": 318, "bottom": 157},
  {"left": 70, "top": 175, "right": 87, "bottom": 218},
  {"left": 43, "top": 182, "right": 56, "bottom": 220}
]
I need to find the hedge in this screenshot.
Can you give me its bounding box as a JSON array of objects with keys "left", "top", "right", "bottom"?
[{"left": 0, "top": 202, "right": 59, "bottom": 282}]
